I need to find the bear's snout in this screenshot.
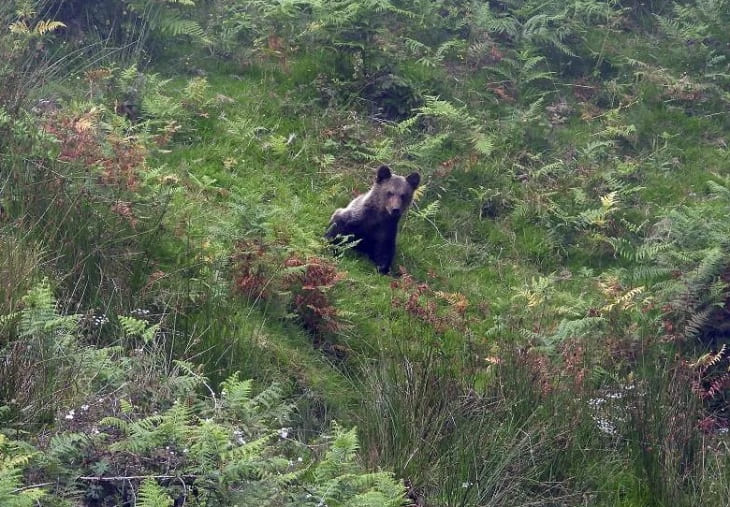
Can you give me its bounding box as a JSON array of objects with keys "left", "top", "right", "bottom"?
[{"left": 386, "top": 195, "right": 406, "bottom": 217}]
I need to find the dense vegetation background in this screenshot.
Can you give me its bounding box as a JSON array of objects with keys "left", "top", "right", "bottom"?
[{"left": 2, "top": 0, "right": 730, "bottom": 505}]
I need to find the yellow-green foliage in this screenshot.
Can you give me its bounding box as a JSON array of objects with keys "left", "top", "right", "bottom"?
[
  {"left": 137, "top": 479, "right": 174, "bottom": 507},
  {"left": 0, "top": 283, "right": 406, "bottom": 504},
  {"left": 0, "top": 434, "right": 45, "bottom": 506},
  {"left": 4, "top": 0, "right": 730, "bottom": 505}
]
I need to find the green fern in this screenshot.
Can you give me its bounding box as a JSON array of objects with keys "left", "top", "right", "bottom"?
[
  {"left": 167, "top": 360, "right": 206, "bottom": 397},
  {"left": 17, "top": 279, "right": 77, "bottom": 339},
  {"left": 629, "top": 178, "right": 730, "bottom": 341},
  {"left": 397, "top": 96, "right": 495, "bottom": 165},
  {"left": 314, "top": 423, "right": 359, "bottom": 482},
  {"left": 220, "top": 374, "right": 292, "bottom": 432},
  {"left": 544, "top": 316, "right": 605, "bottom": 346},
  {"left": 137, "top": 479, "right": 173, "bottom": 507},
  {"left": 471, "top": 4, "right": 520, "bottom": 38},
  {"left": 157, "top": 14, "right": 205, "bottom": 39},
  {"left": 0, "top": 435, "right": 45, "bottom": 506},
  {"left": 188, "top": 419, "right": 228, "bottom": 468},
  {"left": 50, "top": 431, "right": 88, "bottom": 456},
  {"left": 126, "top": 0, "right": 209, "bottom": 44},
  {"left": 309, "top": 423, "right": 406, "bottom": 507},
  {"left": 119, "top": 316, "right": 159, "bottom": 344}
]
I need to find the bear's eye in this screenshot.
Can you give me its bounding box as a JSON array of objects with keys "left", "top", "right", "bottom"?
[
  {"left": 401, "top": 193, "right": 407, "bottom": 199},
  {"left": 387, "top": 191, "right": 394, "bottom": 197}
]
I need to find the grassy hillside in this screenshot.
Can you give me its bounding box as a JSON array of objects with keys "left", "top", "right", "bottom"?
[{"left": 2, "top": 0, "right": 730, "bottom": 505}]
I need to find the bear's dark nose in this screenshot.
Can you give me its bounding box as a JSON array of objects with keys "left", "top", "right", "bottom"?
[{"left": 391, "top": 207, "right": 401, "bottom": 216}]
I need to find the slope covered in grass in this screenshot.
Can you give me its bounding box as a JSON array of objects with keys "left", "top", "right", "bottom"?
[{"left": 2, "top": 0, "right": 730, "bottom": 505}]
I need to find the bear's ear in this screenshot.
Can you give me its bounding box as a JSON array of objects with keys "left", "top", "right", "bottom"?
[
  {"left": 376, "top": 165, "right": 391, "bottom": 183},
  {"left": 406, "top": 172, "right": 421, "bottom": 189}
]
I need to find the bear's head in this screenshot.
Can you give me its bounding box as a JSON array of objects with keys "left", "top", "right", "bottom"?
[{"left": 374, "top": 165, "right": 420, "bottom": 218}]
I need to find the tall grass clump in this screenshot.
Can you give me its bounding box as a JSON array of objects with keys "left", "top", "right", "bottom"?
[
  {"left": 624, "top": 356, "right": 702, "bottom": 506},
  {"left": 0, "top": 280, "right": 105, "bottom": 424},
  {"left": 0, "top": 233, "right": 42, "bottom": 315},
  {"left": 0, "top": 1, "right": 66, "bottom": 112},
  {"left": 356, "top": 334, "right": 614, "bottom": 505}
]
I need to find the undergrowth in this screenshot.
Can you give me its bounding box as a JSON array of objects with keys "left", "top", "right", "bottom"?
[{"left": 2, "top": 0, "right": 730, "bottom": 505}]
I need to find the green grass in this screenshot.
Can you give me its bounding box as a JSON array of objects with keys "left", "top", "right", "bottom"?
[{"left": 4, "top": 1, "right": 730, "bottom": 504}]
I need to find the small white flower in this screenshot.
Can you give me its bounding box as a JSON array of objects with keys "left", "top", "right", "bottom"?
[
  {"left": 65, "top": 409, "right": 75, "bottom": 420},
  {"left": 593, "top": 416, "right": 617, "bottom": 436},
  {"left": 279, "top": 428, "right": 290, "bottom": 439},
  {"left": 81, "top": 404, "right": 89, "bottom": 411},
  {"left": 297, "top": 457, "right": 303, "bottom": 462},
  {"left": 233, "top": 430, "right": 246, "bottom": 445},
  {"left": 588, "top": 397, "right": 605, "bottom": 408}
]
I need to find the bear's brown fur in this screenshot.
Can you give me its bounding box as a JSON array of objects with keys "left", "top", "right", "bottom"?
[{"left": 326, "top": 165, "right": 420, "bottom": 274}]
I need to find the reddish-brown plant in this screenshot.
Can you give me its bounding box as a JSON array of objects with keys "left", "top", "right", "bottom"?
[
  {"left": 284, "top": 255, "right": 345, "bottom": 335},
  {"left": 231, "top": 239, "right": 273, "bottom": 301},
  {"left": 43, "top": 110, "right": 145, "bottom": 190},
  {"left": 231, "top": 241, "right": 346, "bottom": 337},
  {"left": 690, "top": 345, "right": 730, "bottom": 401},
  {"left": 560, "top": 339, "right": 587, "bottom": 390},
  {"left": 390, "top": 271, "right": 470, "bottom": 334}
]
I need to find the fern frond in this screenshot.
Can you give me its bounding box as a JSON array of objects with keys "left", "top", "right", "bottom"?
[
  {"left": 546, "top": 316, "right": 605, "bottom": 345},
  {"left": 472, "top": 133, "right": 494, "bottom": 156},
  {"left": 0, "top": 434, "right": 45, "bottom": 505},
  {"left": 189, "top": 419, "right": 229, "bottom": 465},
  {"left": 9, "top": 20, "right": 65, "bottom": 36},
  {"left": 709, "top": 344, "right": 727, "bottom": 367},
  {"left": 137, "top": 479, "right": 173, "bottom": 507},
  {"left": 473, "top": 5, "right": 520, "bottom": 38},
  {"left": 48, "top": 433, "right": 89, "bottom": 461},
  {"left": 9, "top": 21, "right": 30, "bottom": 34},
  {"left": 684, "top": 308, "right": 713, "bottom": 340},
  {"left": 99, "top": 416, "right": 129, "bottom": 432},
  {"left": 221, "top": 373, "right": 253, "bottom": 410},
  {"left": 222, "top": 433, "right": 279, "bottom": 480},
  {"left": 411, "top": 183, "right": 426, "bottom": 204},
  {"left": 532, "top": 160, "right": 565, "bottom": 179},
  {"left": 403, "top": 37, "right": 428, "bottom": 55},
  {"left": 707, "top": 178, "right": 730, "bottom": 198},
  {"left": 158, "top": 14, "right": 205, "bottom": 40},
  {"left": 314, "top": 423, "right": 359, "bottom": 482},
  {"left": 35, "top": 20, "right": 66, "bottom": 36},
  {"left": 118, "top": 315, "right": 148, "bottom": 337}
]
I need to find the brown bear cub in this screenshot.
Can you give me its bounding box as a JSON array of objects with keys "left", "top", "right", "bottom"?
[{"left": 326, "top": 165, "right": 420, "bottom": 274}]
